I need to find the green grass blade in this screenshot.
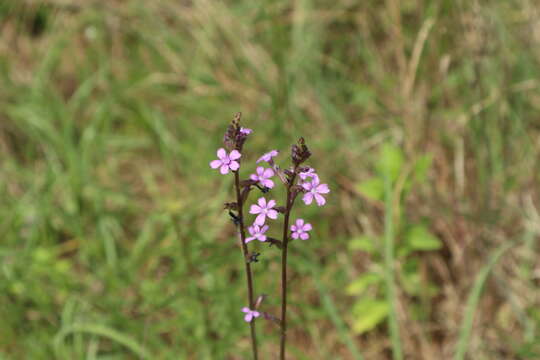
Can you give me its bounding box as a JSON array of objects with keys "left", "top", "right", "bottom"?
[
  {"left": 453, "top": 242, "right": 514, "bottom": 360},
  {"left": 54, "top": 323, "right": 151, "bottom": 359}
]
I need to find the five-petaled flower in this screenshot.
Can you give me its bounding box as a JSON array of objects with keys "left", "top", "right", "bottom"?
[
  {"left": 256, "top": 150, "right": 279, "bottom": 164},
  {"left": 250, "top": 166, "right": 275, "bottom": 189},
  {"left": 242, "top": 307, "right": 260, "bottom": 323},
  {"left": 291, "top": 218, "right": 312, "bottom": 240},
  {"left": 246, "top": 224, "right": 269, "bottom": 243},
  {"left": 249, "top": 197, "right": 278, "bottom": 225},
  {"left": 302, "top": 177, "right": 330, "bottom": 206},
  {"left": 210, "top": 148, "right": 241, "bottom": 174}
]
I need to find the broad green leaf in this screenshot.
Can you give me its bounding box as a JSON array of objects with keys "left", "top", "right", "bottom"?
[
  {"left": 406, "top": 225, "right": 442, "bottom": 251},
  {"left": 346, "top": 272, "right": 382, "bottom": 295},
  {"left": 351, "top": 298, "right": 389, "bottom": 334},
  {"left": 349, "top": 235, "right": 378, "bottom": 253},
  {"left": 356, "top": 177, "right": 384, "bottom": 201},
  {"left": 376, "top": 143, "right": 404, "bottom": 181}
]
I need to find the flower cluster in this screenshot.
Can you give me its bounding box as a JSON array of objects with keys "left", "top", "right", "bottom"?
[{"left": 209, "top": 114, "right": 330, "bottom": 333}]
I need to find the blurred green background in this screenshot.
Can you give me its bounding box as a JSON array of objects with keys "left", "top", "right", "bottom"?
[{"left": 1, "top": 0, "right": 540, "bottom": 359}]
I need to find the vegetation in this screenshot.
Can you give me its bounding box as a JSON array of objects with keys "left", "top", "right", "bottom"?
[{"left": 1, "top": 0, "right": 539, "bottom": 359}]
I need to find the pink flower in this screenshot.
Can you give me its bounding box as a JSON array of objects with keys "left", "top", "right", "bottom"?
[
  {"left": 250, "top": 166, "right": 275, "bottom": 188},
  {"left": 242, "top": 307, "right": 260, "bottom": 323},
  {"left": 245, "top": 224, "right": 269, "bottom": 243},
  {"left": 209, "top": 148, "right": 241, "bottom": 175},
  {"left": 291, "top": 218, "right": 312, "bottom": 240},
  {"left": 240, "top": 127, "right": 252, "bottom": 135},
  {"left": 249, "top": 197, "right": 278, "bottom": 225},
  {"left": 302, "top": 177, "right": 330, "bottom": 206},
  {"left": 299, "top": 167, "right": 318, "bottom": 181},
  {"left": 256, "top": 150, "right": 279, "bottom": 164}
]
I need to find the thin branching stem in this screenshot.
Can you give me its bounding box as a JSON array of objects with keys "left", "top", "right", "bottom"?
[
  {"left": 280, "top": 172, "right": 297, "bottom": 360},
  {"left": 234, "top": 171, "right": 259, "bottom": 360}
]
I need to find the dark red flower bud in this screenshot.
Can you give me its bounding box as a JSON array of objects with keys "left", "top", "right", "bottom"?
[{"left": 291, "top": 137, "right": 311, "bottom": 166}]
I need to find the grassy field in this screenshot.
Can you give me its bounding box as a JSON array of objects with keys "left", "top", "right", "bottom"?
[{"left": 1, "top": 0, "right": 540, "bottom": 359}]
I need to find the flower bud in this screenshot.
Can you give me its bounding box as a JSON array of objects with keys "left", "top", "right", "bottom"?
[{"left": 291, "top": 137, "right": 311, "bottom": 166}]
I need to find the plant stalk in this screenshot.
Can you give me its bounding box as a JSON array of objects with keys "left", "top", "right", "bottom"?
[
  {"left": 234, "top": 171, "right": 259, "bottom": 360},
  {"left": 280, "top": 173, "right": 297, "bottom": 360},
  {"left": 383, "top": 174, "right": 403, "bottom": 360}
]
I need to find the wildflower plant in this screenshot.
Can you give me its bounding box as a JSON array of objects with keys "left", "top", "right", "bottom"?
[{"left": 209, "top": 113, "right": 329, "bottom": 359}]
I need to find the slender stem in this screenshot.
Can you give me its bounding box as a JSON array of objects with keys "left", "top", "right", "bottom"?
[
  {"left": 383, "top": 175, "right": 402, "bottom": 360},
  {"left": 280, "top": 173, "right": 297, "bottom": 360},
  {"left": 234, "top": 171, "right": 258, "bottom": 360}
]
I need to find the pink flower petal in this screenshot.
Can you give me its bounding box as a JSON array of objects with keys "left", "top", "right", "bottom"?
[
  {"left": 314, "top": 193, "right": 326, "bottom": 206},
  {"left": 217, "top": 148, "right": 227, "bottom": 160},
  {"left": 262, "top": 179, "right": 274, "bottom": 188},
  {"left": 263, "top": 168, "right": 274, "bottom": 178},
  {"left": 229, "top": 150, "right": 241, "bottom": 160},
  {"left": 245, "top": 313, "right": 253, "bottom": 322},
  {"left": 257, "top": 197, "right": 267, "bottom": 207},
  {"left": 250, "top": 174, "right": 258, "bottom": 181},
  {"left": 245, "top": 237, "right": 255, "bottom": 243},
  {"left": 291, "top": 225, "right": 297, "bottom": 232},
  {"left": 267, "top": 209, "right": 278, "bottom": 219},
  {"left": 210, "top": 159, "right": 222, "bottom": 169},
  {"left": 229, "top": 161, "right": 240, "bottom": 171},
  {"left": 303, "top": 223, "right": 312, "bottom": 231},
  {"left": 242, "top": 307, "right": 250, "bottom": 313},
  {"left": 300, "top": 232, "right": 309, "bottom": 240},
  {"left": 261, "top": 225, "right": 269, "bottom": 233},
  {"left": 256, "top": 166, "right": 264, "bottom": 175},
  {"left": 267, "top": 199, "right": 276, "bottom": 208},
  {"left": 220, "top": 164, "right": 229, "bottom": 174},
  {"left": 317, "top": 184, "right": 330, "bottom": 194},
  {"left": 249, "top": 205, "right": 261, "bottom": 214},
  {"left": 252, "top": 311, "right": 260, "bottom": 318},
  {"left": 291, "top": 232, "right": 299, "bottom": 239},
  {"left": 296, "top": 219, "right": 304, "bottom": 227},
  {"left": 257, "top": 234, "right": 267, "bottom": 242},
  {"left": 255, "top": 213, "right": 266, "bottom": 226},
  {"left": 303, "top": 192, "right": 314, "bottom": 205}
]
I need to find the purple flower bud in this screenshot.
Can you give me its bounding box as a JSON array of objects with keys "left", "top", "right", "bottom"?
[
  {"left": 291, "top": 137, "right": 311, "bottom": 166},
  {"left": 240, "top": 127, "right": 252, "bottom": 135}
]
